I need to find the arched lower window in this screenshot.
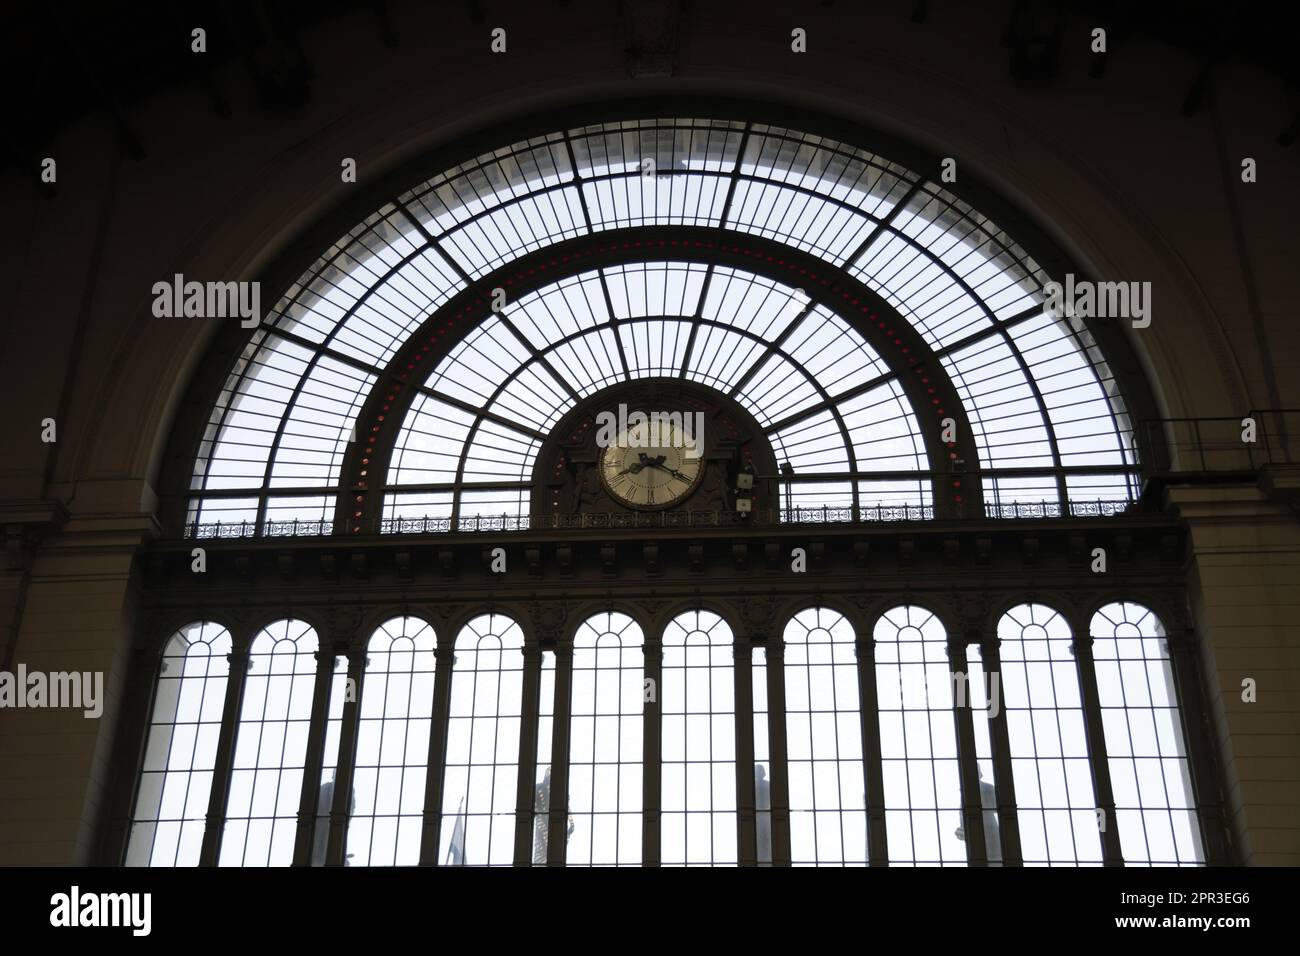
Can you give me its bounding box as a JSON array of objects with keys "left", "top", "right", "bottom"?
[
  {"left": 784, "top": 607, "right": 866, "bottom": 865},
  {"left": 127, "top": 621, "right": 232, "bottom": 867},
  {"left": 569, "top": 611, "right": 644, "bottom": 866},
  {"left": 875, "top": 604, "right": 965, "bottom": 865},
  {"left": 348, "top": 616, "right": 437, "bottom": 866},
  {"left": 221, "top": 619, "right": 320, "bottom": 866},
  {"left": 440, "top": 613, "right": 524, "bottom": 866},
  {"left": 998, "top": 604, "right": 1101, "bottom": 865},
  {"left": 1091, "top": 602, "right": 1203, "bottom": 866},
  {"left": 662, "top": 609, "right": 735, "bottom": 866}
]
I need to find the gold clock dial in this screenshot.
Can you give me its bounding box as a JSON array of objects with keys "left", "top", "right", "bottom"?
[{"left": 598, "top": 415, "right": 705, "bottom": 509}]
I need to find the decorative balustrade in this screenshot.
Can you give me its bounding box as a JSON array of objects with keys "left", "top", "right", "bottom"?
[{"left": 182, "top": 499, "right": 1135, "bottom": 540}]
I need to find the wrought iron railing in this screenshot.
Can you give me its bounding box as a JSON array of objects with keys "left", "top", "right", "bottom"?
[{"left": 181, "top": 499, "right": 1136, "bottom": 540}]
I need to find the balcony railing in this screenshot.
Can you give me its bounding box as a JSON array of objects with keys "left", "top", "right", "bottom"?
[
  {"left": 181, "top": 499, "right": 1137, "bottom": 540},
  {"left": 1137, "top": 408, "right": 1299, "bottom": 474}
]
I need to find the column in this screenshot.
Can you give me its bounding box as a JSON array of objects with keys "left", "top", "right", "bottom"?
[
  {"left": 854, "top": 633, "right": 889, "bottom": 865},
  {"left": 513, "top": 641, "right": 543, "bottom": 865},
  {"left": 198, "top": 629, "right": 251, "bottom": 866},
  {"left": 418, "top": 642, "right": 455, "bottom": 865},
  {"left": 764, "top": 638, "right": 792, "bottom": 866},
  {"left": 642, "top": 632, "right": 663, "bottom": 866},
  {"left": 733, "top": 632, "right": 757, "bottom": 866},
  {"left": 948, "top": 637, "right": 988, "bottom": 865},
  {"left": 292, "top": 646, "right": 340, "bottom": 866},
  {"left": 324, "top": 645, "right": 367, "bottom": 866},
  {"left": 979, "top": 635, "right": 1023, "bottom": 866},
  {"left": 546, "top": 640, "right": 574, "bottom": 866}
]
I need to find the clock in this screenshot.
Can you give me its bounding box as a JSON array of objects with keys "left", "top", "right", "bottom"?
[{"left": 598, "top": 414, "right": 705, "bottom": 509}]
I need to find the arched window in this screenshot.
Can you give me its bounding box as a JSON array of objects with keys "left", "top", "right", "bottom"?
[
  {"left": 348, "top": 616, "right": 437, "bottom": 866},
  {"left": 568, "top": 611, "right": 644, "bottom": 866},
  {"left": 874, "top": 605, "right": 965, "bottom": 865},
  {"left": 221, "top": 619, "right": 320, "bottom": 866},
  {"left": 180, "top": 117, "right": 1149, "bottom": 537},
  {"left": 1090, "top": 602, "right": 1203, "bottom": 866},
  {"left": 127, "top": 621, "right": 232, "bottom": 867},
  {"left": 661, "top": 609, "right": 735, "bottom": 866},
  {"left": 998, "top": 604, "right": 1101, "bottom": 865},
  {"left": 784, "top": 607, "right": 866, "bottom": 865},
  {"left": 440, "top": 613, "right": 524, "bottom": 866}
]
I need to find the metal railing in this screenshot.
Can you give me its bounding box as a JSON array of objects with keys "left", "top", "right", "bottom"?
[
  {"left": 181, "top": 499, "right": 1138, "bottom": 539},
  {"left": 1137, "top": 408, "right": 1298, "bottom": 475}
]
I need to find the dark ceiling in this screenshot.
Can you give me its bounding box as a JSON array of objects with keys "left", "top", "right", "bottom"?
[{"left": 3, "top": 0, "right": 1297, "bottom": 189}]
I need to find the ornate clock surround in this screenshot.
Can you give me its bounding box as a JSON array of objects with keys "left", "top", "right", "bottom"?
[{"left": 532, "top": 378, "right": 780, "bottom": 518}]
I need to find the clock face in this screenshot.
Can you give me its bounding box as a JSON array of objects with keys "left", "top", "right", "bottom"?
[{"left": 598, "top": 415, "right": 705, "bottom": 509}]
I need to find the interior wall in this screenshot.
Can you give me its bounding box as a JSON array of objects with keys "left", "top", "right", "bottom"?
[{"left": 1, "top": 0, "right": 1297, "bottom": 865}]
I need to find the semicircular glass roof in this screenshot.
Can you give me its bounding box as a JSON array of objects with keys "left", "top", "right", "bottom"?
[{"left": 186, "top": 118, "right": 1138, "bottom": 535}]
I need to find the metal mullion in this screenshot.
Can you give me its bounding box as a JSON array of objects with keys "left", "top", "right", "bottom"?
[
  {"left": 379, "top": 480, "right": 529, "bottom": 495},
  {"left": 199, "top": 631, "right": 252, "bottom": 866},
  {"left": 930, "top": 303, "right": 1044, "bottom": 360},
  {"left": 949, "top": 638, "right": 988, "bottom": 865},
  {"left": 979, "top": 637, "right": 1023, "bottom": 865},
  {"left": 678, "top": 264, "right": 716, "bottom": 379},
  {"left": 854, "top": 634, "right": 888, "bottom": 865},
  {"left": 547, "top": 641, "right": 575, "bottom": 866},
  {"left": 839, "top": 179, "right": 924, "bottom": 271},
  {"left": 764, "top": 639, "right": 792, "bottom": 865},
  {"left": 418, "top": 642, "right": 455, "bottom": 866},
  {"left": 726, "top": 300, "right": 815, "bottom": 398},
  {"left": 642, "top": 629, "right": 663, "bottom": 866},
  {"left": 595, "top": 270, "right": 632, "bottom": 379},
  {"left": 410, "top": 386, "right": 548, "bottom": 443},
  {"left": 512, "top": 642, "right": 543, "bottom": 868},
  {"left": 763, "top": 370, "right": 901, "bottom": 435},
  {"left": 738, "top": 634, "right": 759, "bottom": 868},
  {"left": 325, "top": 646, "right": 366, "bottom": 866},
  {"left": 1068, "top": 616, "right": 1125, "bottom": 865}
]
